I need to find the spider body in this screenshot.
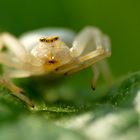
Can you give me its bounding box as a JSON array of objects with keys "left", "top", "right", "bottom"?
[{"left": 0, "top": 26, "right": 111, "bottom": 107}]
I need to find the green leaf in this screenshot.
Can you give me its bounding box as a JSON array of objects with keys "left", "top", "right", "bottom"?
[{"left": 0, "top": 71, "right": 140, "bottom": 140}]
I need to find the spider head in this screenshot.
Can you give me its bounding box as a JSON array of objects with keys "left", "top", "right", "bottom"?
[{"left": 30, "top": 36, "right": 72, "bottom": 67}]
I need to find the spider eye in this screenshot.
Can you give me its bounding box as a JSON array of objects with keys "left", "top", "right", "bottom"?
[
  {"left": 39, "top": 38, "right": 46, "bottom": 42},
  {"left": 54, "top": 36, "right": 59, "bottom": 40}
]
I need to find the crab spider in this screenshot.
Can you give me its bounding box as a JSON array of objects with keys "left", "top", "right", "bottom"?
[{"left": 0, "top": 26, "right": 111, "bottom": 107}]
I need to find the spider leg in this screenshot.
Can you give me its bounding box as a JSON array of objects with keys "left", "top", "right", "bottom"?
[
  {"left": 56, "top": 47, "right": 111, "bottom": 90},
  {"left": 56, "top": 26, "right": 111, "bottom": 72},
  {"left": 0, "top": 32, "right": 29, "bottom": 62},
  {"left": 91, "top": 64, "right": 100, "bottom": 90},
  {"left": 70, "top": 26, "right": 111, "bottom": 57},
  {"left": 63, "top": 48, "right": 110, "bottom": 75},
  {"left": 0, "top": 52, "right": 23, "bottom": 69},
  {"left": 0, "top": 33, "right": 35, "bottom": 107},
  {"left": 96, "top": 60, "right": 114, "bottom": 85},
  {"left": 55, "top": 26, "right": 112, "bottom": 89},
  {"left": 0, "top": 37, "right": 3, "bottom": 50},
  {"left": 0, "top": 53, "right": 38, "bottom": 107},
  {"left": 91, "top": 60, "right": 113, "bottom": 90},
  {"left": 7, "top": 70, "right": 31, "bottom": 78},
  {"left": 56, "top": 47, "right": 106, "bottom": 74},
  {"left": 0, "top": 77, "right": 34, "bottom": 107}
]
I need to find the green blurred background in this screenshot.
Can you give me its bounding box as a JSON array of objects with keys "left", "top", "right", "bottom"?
[{"left": 0, "top": 0, "right": 140, "bottom": 76}]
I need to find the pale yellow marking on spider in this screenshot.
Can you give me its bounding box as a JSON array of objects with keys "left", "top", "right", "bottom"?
[{"left": 0, "top": 26, "right": 112, "bottom": 107}]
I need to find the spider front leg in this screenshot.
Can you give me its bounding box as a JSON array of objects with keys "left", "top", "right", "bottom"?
[
  {"left": 0, "top": 33, "right": 34, "bottom": 107},
  {"left": 56, "top": 26, "right": 112, "bottom": 89}
]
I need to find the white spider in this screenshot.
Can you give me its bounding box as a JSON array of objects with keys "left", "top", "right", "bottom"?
[{"left": 0, "top": 26, "right": 111, "bottom": 107}]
